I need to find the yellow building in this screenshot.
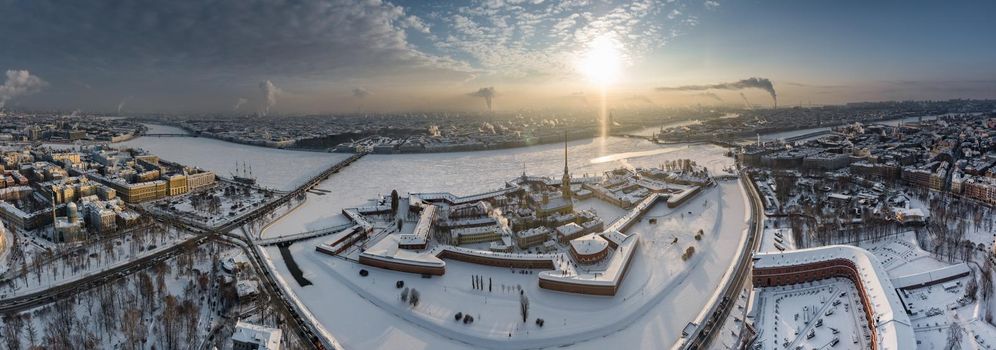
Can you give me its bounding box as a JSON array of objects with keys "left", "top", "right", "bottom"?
[{"left": 167, "top": 174, "right": 189, "bottom": 196}]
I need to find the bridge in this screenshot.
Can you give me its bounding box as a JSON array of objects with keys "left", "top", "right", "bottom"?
[
  {"left": 0, "top": 152, "right": 367, "bottom": 350},
  {"left": 209, "top": 152, "right": 367, "bottom": 232},
  {"left": 141, "top": 133, "right": 195, "bottom": 137},
  {"left": 782, "top": 129, "right": 839, "bottom": 142},
  {"left": 256, "top": 223, "right": 356, "bottom": 246}
]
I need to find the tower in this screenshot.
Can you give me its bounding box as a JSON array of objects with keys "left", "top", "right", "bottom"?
[
  {"left": 561, "top": 132, "right": 572, "bottom": 199},
  {"left": 521, "top": 162, "right": 528, "bottom": 183},
  {"left": 51, "top": 193, "right": 56, "bottom": 225}
]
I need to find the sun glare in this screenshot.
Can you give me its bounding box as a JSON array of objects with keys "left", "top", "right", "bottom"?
[{"left": 578, "top": 35, "right": 622, "bottom": 86}]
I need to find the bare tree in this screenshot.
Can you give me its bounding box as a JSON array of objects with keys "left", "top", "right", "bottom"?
[
  {"left": 945, "top": 322, "right": 963, "bottom": 350},
  {"left": 161, "top": 295, "right": 181, "bottom": 350},
  {"left": 23, "top": 313, "right": 37, "bottom": 349},
  {"left": 121, "top": 307, "right": 144, "bottom": 350},
  {"left": 520, "top": 292, "right": 530, "bottom": 323},
  {"left": 2, "top": 312, "right": 23, "bottom": 350},
  {"left": 409, "top": 288, "right": 420, "bottom": 308}
]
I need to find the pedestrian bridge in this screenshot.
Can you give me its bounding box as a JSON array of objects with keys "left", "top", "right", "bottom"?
[{"left": 255, "top": 223, "right": 356, "bottom": 246}]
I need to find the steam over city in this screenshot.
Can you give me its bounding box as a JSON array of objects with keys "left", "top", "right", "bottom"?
[{"left": 1, "top": 1, "right": 995, "bottom": 350}]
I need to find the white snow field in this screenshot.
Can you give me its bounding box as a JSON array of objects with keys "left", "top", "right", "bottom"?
[
  {"left": 261, "top": 137, "right": 735, "bottom": 237},
  {"left": 752, "top": 278, "right": 869, "bottom": 349},
  {"left": 122, "top": 130, "right": 751, "bottom": 349},
  {"left": 254, "top": 140, "right": 749, "bottom": 349}
]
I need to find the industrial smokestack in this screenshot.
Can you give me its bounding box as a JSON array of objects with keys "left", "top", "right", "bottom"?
[
  {"left": 468, "top": 87, "right": 496, "bottom": 112},
  {"left": 657, "top": 77, "right": 776, "bottom": 107}
]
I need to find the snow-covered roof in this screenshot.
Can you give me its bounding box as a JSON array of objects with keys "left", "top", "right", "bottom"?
[
  {"left": 517, "top": 226, "right": 550, "bottom": 239},
  {"left": 754, "top": 245, "right": 915, "bottom": 350},
  {"left": 361, "top": 235, "right": 446, "bottom": 268},
  {"left": 569, "top": 234, "right": 609, "bottom": 255},
  {"left": 539, "top": 233, "right": 638, "bottom": 287},
  {"left": 398, "top": 204, "right": 436, "bottom": 247},
  {"left": 555, "top": 222, "right": 583, "bottom": 236},
  {"left": 232, "top": 321, "right": 282, "bottom": 350},
  {"left": 891, "top": 262, "right": 970, "bottom": 289}
]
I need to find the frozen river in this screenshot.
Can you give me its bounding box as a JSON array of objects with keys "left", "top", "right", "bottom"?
[
  {"left": 261, "top": 136, "right": 735, "bottom": 235},
  {"left": 120, "top": 124, "right": 351, "bottom": 191},
  {"left": 123, "top": 126, "right": 747, "bottom": 349}
]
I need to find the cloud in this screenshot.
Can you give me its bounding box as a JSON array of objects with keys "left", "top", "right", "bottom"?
[
  {"left": 0, "top": 1, "right": 717, "bottom": 112},
  {"left": 352, "top": 88, "right": 370, "bottom": 98},
  {"left": 0, "top": 69, "right": 46, "bottom": 109},
  {"left": 704, "top": 1, "right": 720, "bottom": 10},
  {"left": 0, "top": 1, "right": 474, "bottom": 104},
  {"left": 424, "top": 0, "right": 698, "bottom": 80},
  {"left": 657, "top": 77, "right": 776, "bottom": 106},
  {"left": 468, "top": 86, "right": 497, "bottom": 111},
  {"left": 233, "top": 97, "right": 248, "bottom": 111},
  {"left": 259, "top": 80, "right": 281, "bottom": 116}
]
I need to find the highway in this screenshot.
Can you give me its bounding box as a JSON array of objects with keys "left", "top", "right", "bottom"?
[{"left": 674, "top": 172, "right": 764, "bottom": 350}]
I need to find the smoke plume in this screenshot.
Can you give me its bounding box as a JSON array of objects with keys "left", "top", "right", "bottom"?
[
  {"left": 259, "top": 80, "right": 281, "bottom": 116},
  {"left": 0, "top": 70, "right": 46, "bottom": 110},
  {"left": 625, "top": 95, "right": 657, "bottom": 105},
  {"left": 116, "top": 97, "right": 130, "bottom": 113},
  {"left": 233, "top": 97, "right": 248, "bottom": 111},
  {"left": 352, "top": 88, "right": 370, "bottom": 98},
  {"left": 658, "top": 77, "right": 776, "bottom": 107},
  {"left": 468, "top": 86, "right": 496, "bottom": 112},
  {"left": 697, "top": 92, "right": 724, "bottom": 102}
]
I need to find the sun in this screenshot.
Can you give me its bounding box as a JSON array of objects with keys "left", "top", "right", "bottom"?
[{"left": 578, "top": 35, "right": 623, "bottom": 86}]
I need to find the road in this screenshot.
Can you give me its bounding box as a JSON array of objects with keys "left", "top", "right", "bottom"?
[
  {"left": 675, "top": 172, "right": 765, "bottom": 349},
  {"left": 0, "top": 153, "right": 366, "bottom": 349},
  {"left": 0, "top": 233, "right": 209, "bottom": 313}
]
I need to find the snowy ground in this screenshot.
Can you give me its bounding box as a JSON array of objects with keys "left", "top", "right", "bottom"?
[
  {"left": 260, "top": 137, "right": 734, "bottom": 238},
  {"left": 749, "top": 229, "right": 996, "bottom": 350},
  {"left": 261, "top": 179, "right": 748, "bottom": 349},
  {"left": 107, "top": 131, "right": 752, "bottom": 349},
  {"left": 0, "top": 226, "right": 12, "bottom": 275},
  {"left": 757, "top": 220, "right": 796, "bottom": 254},
  {"left": 752, "top": 278, "right": 869, "bottom": 349},
  {"left": 861, "top": 233, "right": 950, "bottom": 277},
  {"left": 148, "top": 180, "right": 275, "bottom": 228},
  {"left": 0, "top": 225, "right": 191, "bottom": 299},
  {"left": 121, "top": 124, "right": 352, "bottom": 191},
  {"left": 0, "top": 241, "right": 240, "bottom": 350}
]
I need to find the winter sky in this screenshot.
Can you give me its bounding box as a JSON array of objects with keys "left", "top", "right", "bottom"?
[{"left": 1, "top": 0, "right": 994, "bottom": 113}]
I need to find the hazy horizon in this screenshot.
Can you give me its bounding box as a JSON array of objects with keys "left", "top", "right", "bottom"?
[{"left": 2, "top": 0, "right": 995, "bottom": 114}]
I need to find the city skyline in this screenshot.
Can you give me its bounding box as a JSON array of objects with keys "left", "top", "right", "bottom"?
[
  {"left": 1, "top": 0, "right": 994, "bottom": 114},
  {"left": 2, "top": 2, "right": 996, "bottom": 347}
]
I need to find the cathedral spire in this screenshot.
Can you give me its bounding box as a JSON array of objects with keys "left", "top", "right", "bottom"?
[{"left": 561, "top": 132, "right": 571, "bottom": 199}]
